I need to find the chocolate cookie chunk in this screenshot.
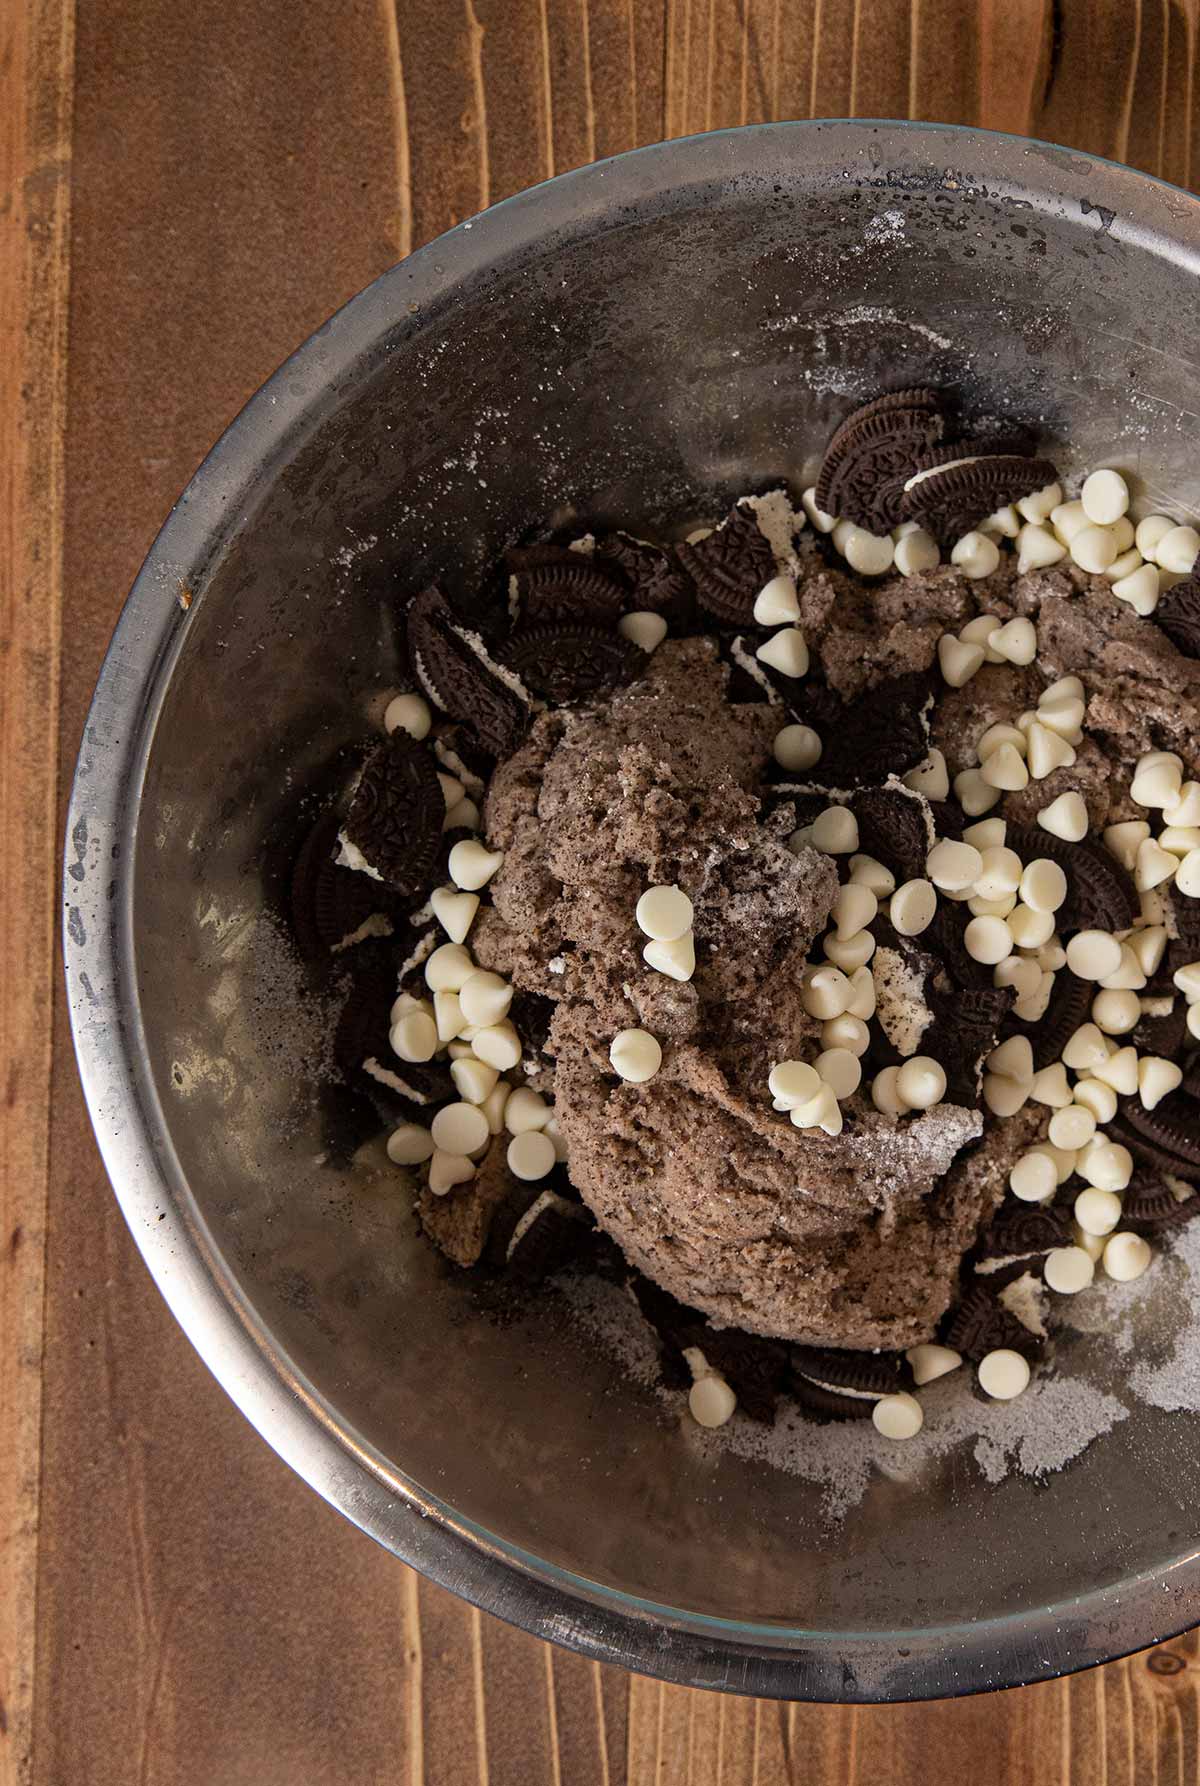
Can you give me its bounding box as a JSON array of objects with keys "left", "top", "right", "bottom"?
[
  {"left": 790, "top": 1345, "right": 908, "bottom": 1421},
  {"left": 341, "top": 732, "right": 443, "bottom": 896},
  {"left": 290, "top": 808, "right": 395, "bottom": 957},
  {"left": 943, "top": 1284, "right": 1043, "bottom": 1363},
  {"left": 408, "top": 586, "right": 528, "bottom": 758},
  {"left": 501, "top": 622, "right": 643, "bottom": 705},
  {"left": 675, "top": 504, "right": 776, "bottom": 625},
  {"left": 595, "top": 532, "right": 696, "bottom": 622},
  {"left": 690, "top": 1330, "right": 791, "bottom": 1424},
  {"left": 1133, "top": 1000, "right": 1188, "bottom": 1059},
  {"left": 1004, "top": 968, "right": 1091, "bottom": 1072},
  {"left": 796, "top": 672, "right": 932, "bottom": 787},
  {"left": 1120, "top": 1173, "right": 1200, "bottom": 1237},
  {"left": 1113, "top": 1093, "right": 1200, "bottom": 1176},
  {"left": 975, "top": 1201, "right": 1071, "bottom": 1270},
  {"left": 853, "top": 785, "right": 931, "bottom": 881},
  {"left": 815, "top": 389, "right": 946, "bottom": 533},
  {"left": 902, "top": 451, "right": 1059, "bottom": 547},
  {"left": 1155, "top": 574, "right": 1200, "bottom": 657},
  {"left": 509, "top": 552, "right": 627, "bottom": 626},
  {"left": 503, "top": 1188, "right": 593, "bottom": 1281},
  {"left": 1006, "top": 827, "right": 1139, "bottom": 935},
  {"left": 925, "top": 980, "right": 1011, "bottom": 1102}
]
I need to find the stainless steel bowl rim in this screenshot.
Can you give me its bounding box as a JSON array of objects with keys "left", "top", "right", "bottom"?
[{"left": 65, "top": 119, "right": 1200, "bottom": 1701}]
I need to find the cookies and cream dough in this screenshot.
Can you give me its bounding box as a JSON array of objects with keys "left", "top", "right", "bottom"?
[{"left": 292, "top": 388, "right": 1200, "bottom": 1437}]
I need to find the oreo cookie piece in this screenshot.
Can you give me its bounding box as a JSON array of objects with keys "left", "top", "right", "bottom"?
[
  {"left": 508, "top": 551, "right": 628, "bottom": 626},
  {"left": 1003, "top": 967, "right": 1090, "bottom": 1071},
  {"left": 943, "top": 1284, "right": 1043, "bottom": 1363},
  {"left": 503, "top": 1187, "right": 593, "bottom": 1282},
  {"left": 1120, "top": 1173, "right": 1200, "bottom": 1237},
  {"left": 1006, "top": 827, "right": 1139, "bottom": 935},
  {"left": 341, "top": 731, "right": 443, "bottom": 896},
  {"left": 1133, "top": 1000, "right": 1188, "bottom": 1060},
  {"left": 687, "top": 1329, "right": 791, "bottom": 1425},
  {"left": 795, "top": 673, "right": 932, "bottom": 787},
  {"left": 790, "top": 1345, "right": 908, "bottom": 1421},
  {"left": 675, "top": 504, "right": 776, "bottom": 625},
  {"left": 408, "top": 586, "right": 528, "bottom": 758},
  {"left": 925, "top": 980, "right": 1011, "bottom": 1103},
  {"left": 902, "top": 450, "right": 1059, "bottom": 547},
  {"left": 501, "top": 622, "right": 643, "bottom": 705},
  {"left": 815, "top": 389, "right": 946, "bottom": 533},
  {"left": 853, "top": 785, "right": 931, "bottom": 881},
  {"left": 1113, "top": 1092, "right": 1200, "bottom": 1177},
  {"left": 974, "top": 1201, "right": 1071, "bottom": 1281},
  {"left": 595, "top": 532, "right": 696, "bottom": 623},
  {"left": 1155, "top": 574, "right": 1200, "bottom": 657},
  {"left": 290, "top": 809, "right": 397, "bottom": 957}
]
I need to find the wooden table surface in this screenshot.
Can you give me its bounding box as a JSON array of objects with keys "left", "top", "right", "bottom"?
[{"left": 7, "top": 1, "right": 1200, "bottom": 1780}]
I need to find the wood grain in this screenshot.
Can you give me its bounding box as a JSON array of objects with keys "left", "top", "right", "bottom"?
[{"left": 8, "top": 1, "right": 1200, "bottom": 1782}]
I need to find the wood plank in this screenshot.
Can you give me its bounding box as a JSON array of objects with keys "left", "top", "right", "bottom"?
[
  {"left": 24, "top": 0, "right": 1200, "bottom": 1780},
  {"left": 0, "top": 1, "right": 74, "bottom": 1780}
]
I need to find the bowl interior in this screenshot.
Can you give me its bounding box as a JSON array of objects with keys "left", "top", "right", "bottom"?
[{"left": 84, "top": 124, "right": 1200, "bottom": 1690}]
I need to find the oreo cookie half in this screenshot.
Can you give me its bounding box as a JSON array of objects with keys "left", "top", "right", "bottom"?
[
  {"left": 1004, "top": 968, "right": 1091, "bottom": 1072},
  {"left": 1006, "top": 827, "right": 1139, "bottom": 935},
  {"left": 595, "top": 532, "right": 696, "bottom": 621},
  {"left": 790, "top": 1345, "right": 908, "bottom": 1421},
  {"left": 943, "top": 1284, "right": 1043, "bottom": 1363},
  {"left": 501, "top": 622, "right": 643, "bottom": 705},
  {"left": 925, "top": 980, "right": 1012, "bottom": 1103},
  {"left": 508, "top": 552, "right": 627, "bottom": 626},
  {"left": 1113, "top": 1092, "right": 1200, "bottom": 1177},
  {"left": 794, "top": 672, "right": 932, "bottom": 787},
  {"left": 902, "top": 451, "right": 1059, "bottom": 547},
  {"left": 815, "top": 389, "right": 946, "bottom": 533},
  {"left": 341, "top": 731, "right": 443, "bottom": 896},
  {"left": 290, "top": 808, "right": 396, "bottom": 957},
  {"left": 1155, "top": 573, "right": 1200, "bottom": 657},
  {"left": 853, "top": 785, "right": 932, "bottom": 882},
  {"left": 675, "top": 504, "right": 776, "bottom": 626},
  {"left": 408, "top": 586, "right": 528, "bottom": 758},
  {"left": 1120, "top": 1173, "right": 1200, "bottom": 1237}
]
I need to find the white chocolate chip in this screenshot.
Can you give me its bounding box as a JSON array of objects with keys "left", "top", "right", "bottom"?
[
  {"left": 821, "top": 1014, "right": 871, "bottom": 1056},
  {"left": 870, "top": 1066, "right": 908, "bottom": 1116},
  {"left": 850, "top": 854, "right": 896, "bottom": 897},
  {"left": 1073, "top": 1223, "right": 1106, "bottom": 1262},
  {"left": 1050, "top": 499, "right": 1089, "bottom": 544},
  {"left": 1098, "top": 943, "right": 1146, "bottom": 991},
  {"left": 753, "top": 574, "right": 800, "bottom": 626},
  {"left": 846, "top": 965, "right": 877, "bottom": 1020},
  {"left": 1062, "top": 1022, "right": 1112, "bottom": 1072},
  {"left": 963, "top": 817, "right": 1007, "bottom": 850},
  {"left": 1029, "top": 1062, "right": 1072, "bottom": 1108},
  {"left": 938, "top": 634, "right": 986, "bottom": 688},
  {"left": 1127, "top": 926, "right": 1168, "bottom": 976},
  {"left": 1153, "top": 523, "right": 1200, "bottom": 572},
  {"left": 471, "top": 1021, "right": 523, "bottom": 1071},
  {"left": 951, "top": 531, "right": 1000, "bottom": 579},
  {"left": 954, "top": 768, "right": 1002, "bottom": 816},
  {"left": 1016, "top": 521, "right": 1067, "bottom": 574},
  {"left": 1073, "top": 1076, "right": 1118, "bottom": 1124},
  {"left": 1036, "top": 694, "right": 1085, "bottom": 742},
  {"left": 977, "top": 1349, "right": 1030, "bottom": 1400},
  {"left": 1103, "top": 820, "right": 1150, "bottom": 871},
  {"left": 387, "top": 1123, "right": 435, "bottom": 1165},
  {"left": 1105, "top": 547, "right": 1144, "bottom": 583},
  {"left": 1069, "top": 524, "right": 1118, "bottom": 574},
  {"left": 1018, "top": 481, "right": 1063, "bottom": 524},
  {"left": 635, "top": 884, "right": 693, "bottom": 941},
  {"left": 1166, "top": 782, "right": 1200, "bottom": 826},
  {"left": 823, "top": 929, "right": 876, "bottom": 971},
  {"left": 894, "top": 528, "right": 940, "bottom": 577},
  {"left": 433, "top": 989, "right": 467, "bottom": 1043},
  {"left": 1065, "top": 930, "right": 1123, "bottom": 981},
  {"left": 385, "top": 692, "right": 433, "bottom": 740},
  {"left": 425, "top": 942, "right": 475, "bottom": 992},
  {"left": 872, "top": 1391, "right": 924, "bottom": 1440},
  {"left": 989, "top": 616, "right": 1038, "bottom": 665},
  {"left": 981, "top": 504, "right": 1021, "bottom": 539},
  {"left": 977, "top": 722, "right": 1028, "bottom": 762},
  {"left": 1091, "top": 987, "right": 1141, "bottom": 1034},
  {"left": 1014, "top": 968, "right": 1055, "bottom": 1022},
  {"left": 688, "top": 1370, "right": 738, "bottom": 1429},
  {"left": 1048, "top": 1104, "right": 1096, "bottom": 1150},
  {"left": 618, "top": 610, "right": 669, "bottom": 652},
  {"left": 801, "top": 964, "right": 854, "bottom": 1020},
  {"left": 451, "top": 1057, "right": 501, "bottom": 1105},
  {"left": 926, "top": 839, "right": 983, "bottom": 892},
  {"left": 1138, "top": 1055, "right": 1183, "bottom": 1110},
  {"left": 1080, "top": 468, "right": 1130, "bottom": 524},
  {"left": 1102, "top": 1232, "right": 1152, "bottom": 1282},
  {"left": 1026, "top": 721, "right": 1076, "bottom": 781},
  {"left": 811, "top": 806, "right": 859, "bottom": 854},
  {"left": 755, "top": 627, "right": 809, "bottom": 677},
  {"left": 1160, "top": 826, "right": 1200, "bottom": 856},
  {"left": 1176, "top": 848, "right": 1200, "bottom": 897},
  {"left": 960, "top": 614, "right": 1007, "bottom": 662},
  {"left": 840, "top": 525, "right": 895, "bottom": 576},
  {"left": 430, "top": 885, "right": 480, "bottom": 945},
  {"left": 1075, "top": 1186, "right": 1122, "bottom": 1236},
  {"left": 482, "top": 1081, "right": 512, "bottom": 1135},
  {"left": 390, "top": 1011, "right": 439, "bottom": 1063},
  {"left": 980, "top": 742, "right": 1029, "bottom": 792},
  {"left": 608, "top": 1028, "right": 662, "bottom": 1083},
  {"left": 895, "top": 1055, "right": 946, "bottom": 1110},
  {"left": 890, "top": 879, "right": 937, "bottom": 937},
  {"left": 1173, "top": 959, "right": 1200, "bottom": 1000},
  {"left": 643, "top": 932, "right": 696, "bottom": 981},
  {"left": 507, "top": 1130, "right": 556, "bottom": 1182},
  {"left": 773, "top": 723, "right": 822, "bottom": 771},
  {"left": 444, "top": 796, "right": 481, "bottom": 832},
  {"left": 1043, "top": 1245, "right": 1096, "bottom": 1294},
  {"left": 1077, "top": 1137, "right": 1134, "bottom": 1191},
  {"left": 431, "top": 1101, "right": 490, "bottom": 1156},
  {"left": 969, "top": 892, "right": 1016, "bottom": 919},
  {"left": 832, "top": 882, "right": 878, "bottom": 940},
  {"left": 1089, "top": 1044, "right": 1139, "bottom": 1096},
  {"left": 448, "top": 839, "right": 505, "bottom": 891},
  {"left": 1189, "top": 1004, "right": 1200, "bottom": 1040},
  {"left": 459, "top": 971, "right": 513, "bottom": 1029},
  {"left": 902, "top": 749, "right": 950, "bottom": 801},
  {"left": 1009, "top": 905, "right": 1056, "bottom": 951},
  {"left": 427, "top": 1150, "right": 476, "bottom": 1196},
  {"left": 1019, "top": 858, "right": 1068, "bottom": 914},
  {"left": 789, "top": 1083, "right": 843, "bottom": 1136},
  {"left": 1134, "top": 513, "right": 1173, "bottom": 558},
  {"left": 1112, "top": 563, "right": 1161, "bottom": 616},
  {"left": 815, "top": 1048, "right": 862, "bottom": 1100},
  {"left": 909, "top": 1344, "right": 964, "bottom": 1389},
  {"left": 1037, "top": 792, "right": 1088, "bottom": 843},
  {"left": 801, "top": 486, "right": 836, "bottom": 532},
  {"left": 983, "top": 1073, "right": 1029, "bottom": 1117},
  {"left": 1131, "top": 749, "right": 1184, "bottom": 809},
  {"left": 965, "top": 914, "right": 1014, "bottom": 965},
  {"left": 975, "top": 847, "right": 1024, "bottom": 899},
  {"left": 1009, "top": 1149, "right": 1058, "bottom": 1201},
  {"left": 768, "top": 1061, "right": 822, "bottom": 1110},
  {"left": 437, "top": 771, "right": 466, "bottom": 809},
  {"left": 1134, "top": 838, "right": 1179, "bottom": 891},
  {"left": 994, "top": 956, "right": 1042, "bottom": 1001},
  {"left": 988, "top": 1036, "right": 1034, "bottom": 1082}
]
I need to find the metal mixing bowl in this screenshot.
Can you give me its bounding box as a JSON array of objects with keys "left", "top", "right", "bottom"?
[{"left": 65, "top": 121, "right": 1200, "bottom": 1701}]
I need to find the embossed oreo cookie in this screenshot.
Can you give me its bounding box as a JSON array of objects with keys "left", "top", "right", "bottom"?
[
  {"left": 1006, "top": 826, "right": 1139, "bottom": 934},
  {"left": 790, "top": 673, "right": 932, "bottom": 787},
  {"left": 507, "top": 550, "right": 627, "bottom": 626},
  {"left": 975, "top": 1201, "right": 1071, "bottom": 1271},
  {"left": 853, "top": 786, "right": 932, "bottom": 881},
  {"left": 790, "top": 1345, "right": 907, "bottom": 1421},
  {"left": 341, "top": 732, "right": 443, "bottom": 896},
  {"left": 408, "top": 586, "right": 528, "bottom": 757},
  {"left": 926, "top": 979, "right": 1011, "bottom": 1101},
  {"left": 675, "top": 504, "right": 776, "bottom": 625},
  {"left": 944, "top": 1284, "right": 1043, "bottom": 1362},
  {"left": 815, "top": 389, "right": 946, "bottom": 533},
  {"left": 902, "top": 451, "right": 1059, "bottom": 547},
  {"left": 595, "top": 532, "right": 696, "bottom": 621},
  {"left": 1155, "top": 574, "right": 1200, "bottom": 657},
  {"left": 1114, "top": 1092, "right": 1200, "bottom": 1176},
  {"left": 290, "top": 809, "right": 395, "bottom": 957},
  {"left": 501, "top": 622, "right": 643, "bottom": 705},
  {"left": 1004, "top": 967, "right": 1091, "bottom": 1071},
  {"left": 1120, "top": 1173, "right": 1200, "bottom": 1237}
]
